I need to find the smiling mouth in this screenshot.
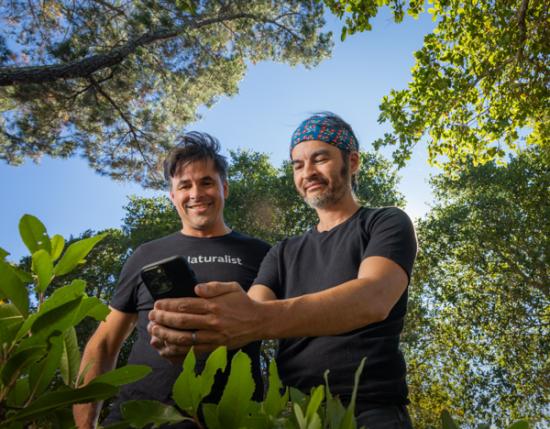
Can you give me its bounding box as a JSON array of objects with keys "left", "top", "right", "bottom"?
[
  {"left": 305, "top": 182, "right": 326, "bottom": 192},
  {"left": 186, "top": 202, "right": 212, "bottom": 211}
]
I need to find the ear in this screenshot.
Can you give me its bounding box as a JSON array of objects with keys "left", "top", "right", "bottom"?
[
  {"left": 223, "top": 180, "right": 229, "bottom": 199},
  {"left": 349, "top": 151, "right": 360, "bottom": 174},
  {"left": 169, "top": 187, "right": 176, "bottom": 206}
]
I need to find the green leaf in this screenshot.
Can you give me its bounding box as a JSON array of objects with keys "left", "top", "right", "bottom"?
[
  {"left": 54, "top": 232, "right": 107, "bottom": 276},
  {"left": 12, "top": 265, "right": 33, "bottom": 284},
  {"left": 305, "top": 386, "right": 324, "bottom": 422},
  {"left": 29, "top": 333, "right": 64, "bottom": 397},
  {"left": 50, "top": 234, "right": 65, "bottom": 261},
  {"left": 51, "top": 408, "right": 76, "bottom": 429},
  {"left": 172, "top": 347, "right": 198, "bottom": 415},
  {"left": 441, "top": 410, "right": 461, "bottom": 429},
  {"left": 263, "top": 359, "right": 288, "bottom": 417},
  {"left": 120, "top": 400, "right": 187, "bottom": 428},
  {"left": 0, "top": 246, "right": 9, "bottom": 260},
  {"left": 196, "top": 346, "right": 227, "bottom": 401},
  {"left": 0, "top": 259, "right": 29, "bottom": 317},
  {"left": 241, "top": 414, "right": 271, "bottom": 429},
  {"left": 15, "top": 280, "right": 86, "bottom": 342},
  {"left": 173, "top": 346, "right": 228, "bottom": 418},
  {"left": 341, "top": 356, "right": 366, "bottom": 429},
  {"left": 0, "top": 303, "right": 24, "bottom": 347},
  {"left": 341, "top": 27, "right": 348, "bottom": 42},
  {"left": 323, "top": 370, "right": 346, "bottom": 429},
  {"left": 74, "top": 296, "right": 110, "bottom": 325},
  {"left": 19, "top": 214, "right": 51, "bottom": 254},
  {"left": 290, "top": 387, "right": 308, "bottom": 409},
  {"left": 307, "top": 413, "right": 322, "bottom": 429},
  {"left": 294, "top": 403, "right": 307, "bottom": 429},
  {"left": 32, "top": 249, "right": 54, "bottom": 294},
  {"left": 90, "top": 365, "right": 151, "bottom": 387},
  {"left": 1, "top": 345, "right": 47, "bottom": 386},
  {"left": 6, "top": 376, "right": 30, "bottom": 407},
  {"left": 31, "top": 296, "right": 83, "bottom": 338},
  {"left": 507, "top": 421, "right": 530, "bottom": 429},
  {"left": 59, "top": 327, "right": 81, "bottom": 386},
  {"left": 202, "top": 403, "right": 222, "bottom": 429},
  {"left": 4, "top": 382, "right": 118, "bottom": 424},
  {"left": 217, "top": 350, "right": 255, "bottom": 428}
]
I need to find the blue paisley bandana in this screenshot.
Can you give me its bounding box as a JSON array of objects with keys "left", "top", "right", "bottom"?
[{"left": 290, "top": 115, "right": 359, "bottom": 153}]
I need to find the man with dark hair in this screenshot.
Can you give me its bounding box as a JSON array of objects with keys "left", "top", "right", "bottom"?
[
  {"left": 74, "top": 132, "right": 270, "bottom": 428},
  {"left": 149, "top": 113, "right": 418, "bottom": 428}
]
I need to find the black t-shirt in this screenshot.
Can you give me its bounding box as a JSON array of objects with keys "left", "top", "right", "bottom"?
[
  {"left": 254, "top": 207, "right": 417, "bottom": 411},
  {"left": 106, "top": 231, "right": 270, "bottom": 424}
]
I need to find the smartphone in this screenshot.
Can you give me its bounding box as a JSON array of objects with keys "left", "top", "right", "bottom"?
[{"left": 140, "top": 255, "right": 198, "bottom": 300}]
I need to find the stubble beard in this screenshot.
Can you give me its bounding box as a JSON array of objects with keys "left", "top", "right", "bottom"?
[{"left": 302, "top": 165, "right": 350, "bottom": 209}]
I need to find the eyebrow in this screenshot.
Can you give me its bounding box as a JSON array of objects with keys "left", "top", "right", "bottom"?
[
  {"left": 291, "top": 149, "right": 332, "bottom": 163},
  {"left": 176, "top": 175, "right": 215, "bottom": 184}
]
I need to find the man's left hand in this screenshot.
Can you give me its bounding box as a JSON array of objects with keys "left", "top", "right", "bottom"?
[{"left": 147, "top": 281, "right": 263, "bottom": 359}]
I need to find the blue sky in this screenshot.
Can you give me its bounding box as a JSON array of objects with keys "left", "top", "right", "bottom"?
[{"left": 0, "top": 9, "right": 437, "bottom": 262}]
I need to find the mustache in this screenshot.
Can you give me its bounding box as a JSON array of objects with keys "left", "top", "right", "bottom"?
[{"left": 304, "top": 177, "right": 328, "bottom": 188}]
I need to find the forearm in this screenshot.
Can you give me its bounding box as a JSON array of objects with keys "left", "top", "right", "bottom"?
[
  {"left": 73, "top": 340, "right": 119, "bottom": 428},
  {"left": 257, "top": 277, "right": 389, "bottom": 339}
]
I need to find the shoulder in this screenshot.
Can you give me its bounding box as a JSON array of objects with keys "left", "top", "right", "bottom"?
[
  {"left": 136, "top": 231, "right": 182, "bottom": 252},
  {"left": 126, "top": 232, "right": 182, "bottom": 265},
  {"left": 265, "top": 231, "right": 310, "bottom": 258},
  {"left": 228, "top": 231, "right": 271, "bottom": 253},
  {"left": 359, "top": 206, "right": 413, "bottom": 230}
]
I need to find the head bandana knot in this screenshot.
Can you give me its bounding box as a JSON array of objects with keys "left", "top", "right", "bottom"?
[{"left": 290, "top": 114, "right": 359, "bottom": 154}]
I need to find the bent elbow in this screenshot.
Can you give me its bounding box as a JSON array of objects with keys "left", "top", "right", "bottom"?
[{"left": 369, "top": 308, "right": 390, "bottom": 324}]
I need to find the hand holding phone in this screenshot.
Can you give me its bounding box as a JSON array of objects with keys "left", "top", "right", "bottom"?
[{"left": 140, "top": 255, "right": 198, "bottom": 300}]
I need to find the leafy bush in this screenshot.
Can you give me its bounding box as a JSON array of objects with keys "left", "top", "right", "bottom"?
[
  {"left": 108, "top": 346, "right": 366, "bottom": 429},
  {"left": 0, "top": 215, "right": 150, "bottom": 428},
  {"left": 108, "top": 347, "right": 532, "bottom": 429}
]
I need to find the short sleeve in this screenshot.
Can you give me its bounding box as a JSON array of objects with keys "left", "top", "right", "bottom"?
[
  {"left": 362, "top": 207, "right": 417, "bottom": 282},
  {"left": 252, "top": 241, "right": 284, "bottom": 299},
  {"left": 109, "top": 246, "right": 144, "bottom": 313}
]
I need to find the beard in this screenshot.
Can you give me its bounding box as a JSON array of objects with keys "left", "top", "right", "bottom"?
[{"left": 302, "top": 164, "right": 350, "bottom": 209}]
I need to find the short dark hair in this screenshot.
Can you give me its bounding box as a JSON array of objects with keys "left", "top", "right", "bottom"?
[{"left": 163, "top": 132, "right": 228, "bottom": 186}]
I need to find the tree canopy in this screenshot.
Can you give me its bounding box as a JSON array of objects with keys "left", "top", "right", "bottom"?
[
  {"left": 325, "top": 0, "right": 549, "bottom": 173},
  {"left": 404, "top": 146, "right": 549, "bottom": 427},
  {"left": 0, "top": 0, "right": 331, "bottom": 187},
  {"left": 2, "top": 1, "right": 547, "bottom": 182}
]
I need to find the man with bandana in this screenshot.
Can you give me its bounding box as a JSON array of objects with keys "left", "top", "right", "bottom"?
[{"left": 148, "top": 113, "right": 418, "bottom": 428}]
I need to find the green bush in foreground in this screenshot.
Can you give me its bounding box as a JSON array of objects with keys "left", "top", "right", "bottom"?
[
  {"left": 0, "top": 215, "right": 532, "bottom": 429},
  {"left": 106, "top": 346, "right": 365, "bottom": 429},
  {"left": 0, "top": 215, "right": 150, "bottom": 428}
]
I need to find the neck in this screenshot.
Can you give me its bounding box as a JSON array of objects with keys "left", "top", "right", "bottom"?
[
  {"left": 315, "top": 193, "right": 360, "bottom": 232},
  {"left": 180, "top": 221, "right": 231, "bottom": 238}
]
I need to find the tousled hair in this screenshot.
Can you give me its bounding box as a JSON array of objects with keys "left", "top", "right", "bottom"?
[{"left": 163, "top": 132, "right": 228, "bottom": 186}]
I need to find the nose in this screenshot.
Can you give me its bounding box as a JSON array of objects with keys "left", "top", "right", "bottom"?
[
  {"left": 188, "top": 184, "right": 204, "bottom": 200},
  {"left": 302, "top": 160, "right": 317, "bottom": 178}
]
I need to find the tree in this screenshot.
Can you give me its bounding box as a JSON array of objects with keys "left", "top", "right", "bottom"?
[
  {"left": 0, "top": 1, "right": 331, "bottom": 187},
  {"left": 403, "top": 147, "right": 549, "bottom": 428},
  {"left": 325, "top": 0, "right": 549, "bottom": 173}
]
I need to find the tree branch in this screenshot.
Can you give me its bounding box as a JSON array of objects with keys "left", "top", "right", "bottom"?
[
  {"left": 516, "top": 0, "right": 529, "bottom": 62},
  {"left": 0, "top": 12, "right": 297, "bottom": 86},
  {"left": 88, "top": 76, "right": 156, "bottom": 174},
  {"left": 90, "top": 0, "right": 127, "bottom": 17}
]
